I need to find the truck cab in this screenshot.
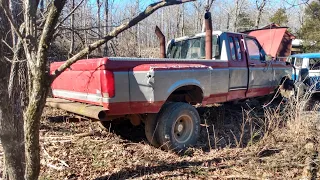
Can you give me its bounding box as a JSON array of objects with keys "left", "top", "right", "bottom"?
[{"left": 165, "top": 31, "right": 289, "bottom": 99}]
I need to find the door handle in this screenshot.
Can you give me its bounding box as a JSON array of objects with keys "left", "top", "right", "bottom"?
[{"left": 249, "top": 63, "right": 256, "bottom": 67}]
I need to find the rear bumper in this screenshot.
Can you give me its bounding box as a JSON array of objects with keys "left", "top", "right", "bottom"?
[{"left": 46, "top": 98, "right": 107, "bottom": 121}]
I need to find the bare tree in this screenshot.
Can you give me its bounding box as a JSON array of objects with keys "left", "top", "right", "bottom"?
[
  {"left": 96, "top": 0, "right": 102, "bottom": 55},
  {"left": 104, "top": 0, "right": 109, "bottom": 56},
  {"left": 69, "top": 0, "right": 75, "bottom": 58},
  {"left": 254, "top": 0, "right": 267, "bottom": 29},
  {"left": 233, "top": 0, "right": 246, "bottom": 32}
]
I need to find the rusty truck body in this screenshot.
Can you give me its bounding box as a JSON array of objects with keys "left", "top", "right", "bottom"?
[{"left": 48, "top": 13, "right": 292, "bottom": 151}]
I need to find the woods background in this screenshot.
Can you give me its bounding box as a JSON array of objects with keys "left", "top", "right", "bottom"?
[{"left": 2, "top": 0, "right": 318, "bottom": 62}]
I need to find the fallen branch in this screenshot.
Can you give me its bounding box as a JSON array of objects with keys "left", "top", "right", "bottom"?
[
  {"left": 42, "top": 146, "right": 69, "bottom": 168},
  {"left": 46, "top": 163, "right": 65, "bottom": 171},
  {"left": 72, "top": 131, "right": 95, "bottom": 138}
]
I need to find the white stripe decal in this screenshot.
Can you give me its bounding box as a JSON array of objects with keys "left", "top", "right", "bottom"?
[
  {"left": 229, "top": 87, "right": 247, "bottom": 91},
  {"left": 52, "top": 89, "right": 103, "bottom": 103}
]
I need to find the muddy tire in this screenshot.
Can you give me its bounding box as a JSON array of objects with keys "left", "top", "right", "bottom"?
[
  {"left": 295, "top": 82, "right": 308, "bottom": 98},
  {"left": 144, "top": 114, "right": 161, "bottom": 147},
  {"left": 156, "top": 102, "right": 200, "bottom": 152}
]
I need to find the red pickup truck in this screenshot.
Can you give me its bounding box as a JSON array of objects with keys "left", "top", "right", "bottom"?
[{"left": 48, "top": 16, "right": 292, "bottom": 151}]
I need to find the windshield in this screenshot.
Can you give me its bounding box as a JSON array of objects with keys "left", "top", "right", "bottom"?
[{"left": 167, "top": 35, "right": 220, "bottom": 59}]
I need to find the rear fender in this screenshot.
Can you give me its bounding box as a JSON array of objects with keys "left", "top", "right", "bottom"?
[{"left": 166, "top": 79, "right": 205, "bottom": 101}]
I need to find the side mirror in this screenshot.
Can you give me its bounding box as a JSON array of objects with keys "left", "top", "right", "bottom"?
[{"left": 265, "top": 54, "right": 273, "bottom": 61}]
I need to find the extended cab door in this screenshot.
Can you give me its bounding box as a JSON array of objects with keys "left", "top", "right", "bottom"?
[
  {"left": 244, "top": 37, "right": 273, "bottom": 97},
  {"left": 227, "top": 33, "right": 248, "bottom": 101}
]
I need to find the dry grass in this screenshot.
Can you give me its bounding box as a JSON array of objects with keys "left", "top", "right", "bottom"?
[{"left": 0, "top": 94, "right": 319, "bottom": 179}]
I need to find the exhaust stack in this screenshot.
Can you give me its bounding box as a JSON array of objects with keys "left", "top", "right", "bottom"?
[
  {"left": 155, "top": 26, "right": 166, "bottom": 58},
  {"left": 205, "top": 12, "right": 212, "bottom": 59},
  {"left": 46, "top": 98, "right": 107, "bottom": 121}
]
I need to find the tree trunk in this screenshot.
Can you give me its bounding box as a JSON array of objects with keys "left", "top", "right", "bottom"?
[
  {"left": 227, "top": 13, "right": 230, "bottom": 30},
  {"left": 0, "top": 0, "right": 26, "bottom": 179},
  {"left": 136, "top": 0, "right": 140, "bottom": 57},
  {"left": 233, "top": 0, "right": 239, "bottom": 32},
  {"left": 0, "top": 45, "right": 26, "bottom": 180},
  {"left": 69, "top": 0, "right": 75, "bottom": 58},
  {"left": 96, "top": 0, "right": 102, "bottom": 55},
  {"left": 181, "top": 4, "right": 185, "bottom": 36},
  {"left": 23, "top": 1, "right": 66, "bottom": 179},
  {"left": 254, "top": 0, "right": 266, "bottom": 29},
  {"left": 104, "top": 0, "right": 108, "bottom": 56}
]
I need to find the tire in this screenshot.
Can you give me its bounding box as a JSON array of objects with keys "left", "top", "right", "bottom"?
[
  {"left": 144, "top": 114, "right": 161, "bottom": 147},
  {"left": 295, "top": 82, "right": 307, "bottom": 98},
  {"left": 156, "top": 102, "right": 200, "bottom": 152}
]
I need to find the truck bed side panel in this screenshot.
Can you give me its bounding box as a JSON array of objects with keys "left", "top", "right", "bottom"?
[
  {"left": 128, "top": 65, "right": 212, "bottom": 113},
  {"left": 51, "top": 70, "right": 104, "bottom": 106}
]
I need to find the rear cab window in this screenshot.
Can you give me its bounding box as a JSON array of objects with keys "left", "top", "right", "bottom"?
[{"left": 168, "top": 35, "right": 220, "bottom": 59}]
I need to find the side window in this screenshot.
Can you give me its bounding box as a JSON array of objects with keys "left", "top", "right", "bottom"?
[
  {"left": 234, "top": 37, "right": 242, "bottom": 61},
  {"left": 245, "top": 38, "right": 266, "bottom": 61},
  {"left": 229, "top": 37, "right": 237, "bottom": 60}
]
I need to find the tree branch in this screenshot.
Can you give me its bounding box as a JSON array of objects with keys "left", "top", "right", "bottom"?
[
  {"left": 0, "top": 0, "right": 24, "bottom": 40},
  {"left": 54, "top": 0, "right": 85, "bottom": 30},
  {"left": 37, "top": 0, "right": 67, "bottom": 68},
  {"left": 51, "top": 0, "right": 196, "bottom": 81},
  {"left": 1, "top": 39, "right": 14, "bottom": 53}
]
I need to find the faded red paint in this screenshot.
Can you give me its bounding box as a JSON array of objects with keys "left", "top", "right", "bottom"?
[
  {"left": 248, "top": 28, "right": 287, "bottom": 58},
  {"left": 52, "top": 70, "right": 104, "bottom": 96},
  {"left": 50, "top": 58, "right": 283, "bottom": 117},
  {"left": 245, "top": 24, "right": 295, "bottom": 60}
]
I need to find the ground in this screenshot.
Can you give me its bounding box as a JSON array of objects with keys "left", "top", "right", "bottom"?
[{"left": 1, "top": 97, "right": 320, "bottom": 180}]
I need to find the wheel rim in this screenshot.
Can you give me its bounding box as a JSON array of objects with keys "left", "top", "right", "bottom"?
[{"left": 172, "top": 114, "right": 193, "bottom": 144}]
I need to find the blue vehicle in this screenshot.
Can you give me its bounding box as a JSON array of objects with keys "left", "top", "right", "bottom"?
[{"left": 287, "top": 53, "right": 320, "bottom": 93}]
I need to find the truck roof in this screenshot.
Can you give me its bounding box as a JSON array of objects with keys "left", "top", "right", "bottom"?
[
  {"left": 289, "top": 53, "right": 320, "bottom": 59},
  {"left": 173, "top": 31, "right": 247, "bottom": 42}
]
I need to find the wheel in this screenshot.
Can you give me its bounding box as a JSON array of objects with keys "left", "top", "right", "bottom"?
[
  {"left": 156, "top": 102, "right": 200, "bottom": 151},
  {"left": 144, "top": 114, "right": 161, "bottom": 147},
  {"left": 294, "top": 82, "right": 308, "bottom": 98}
]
